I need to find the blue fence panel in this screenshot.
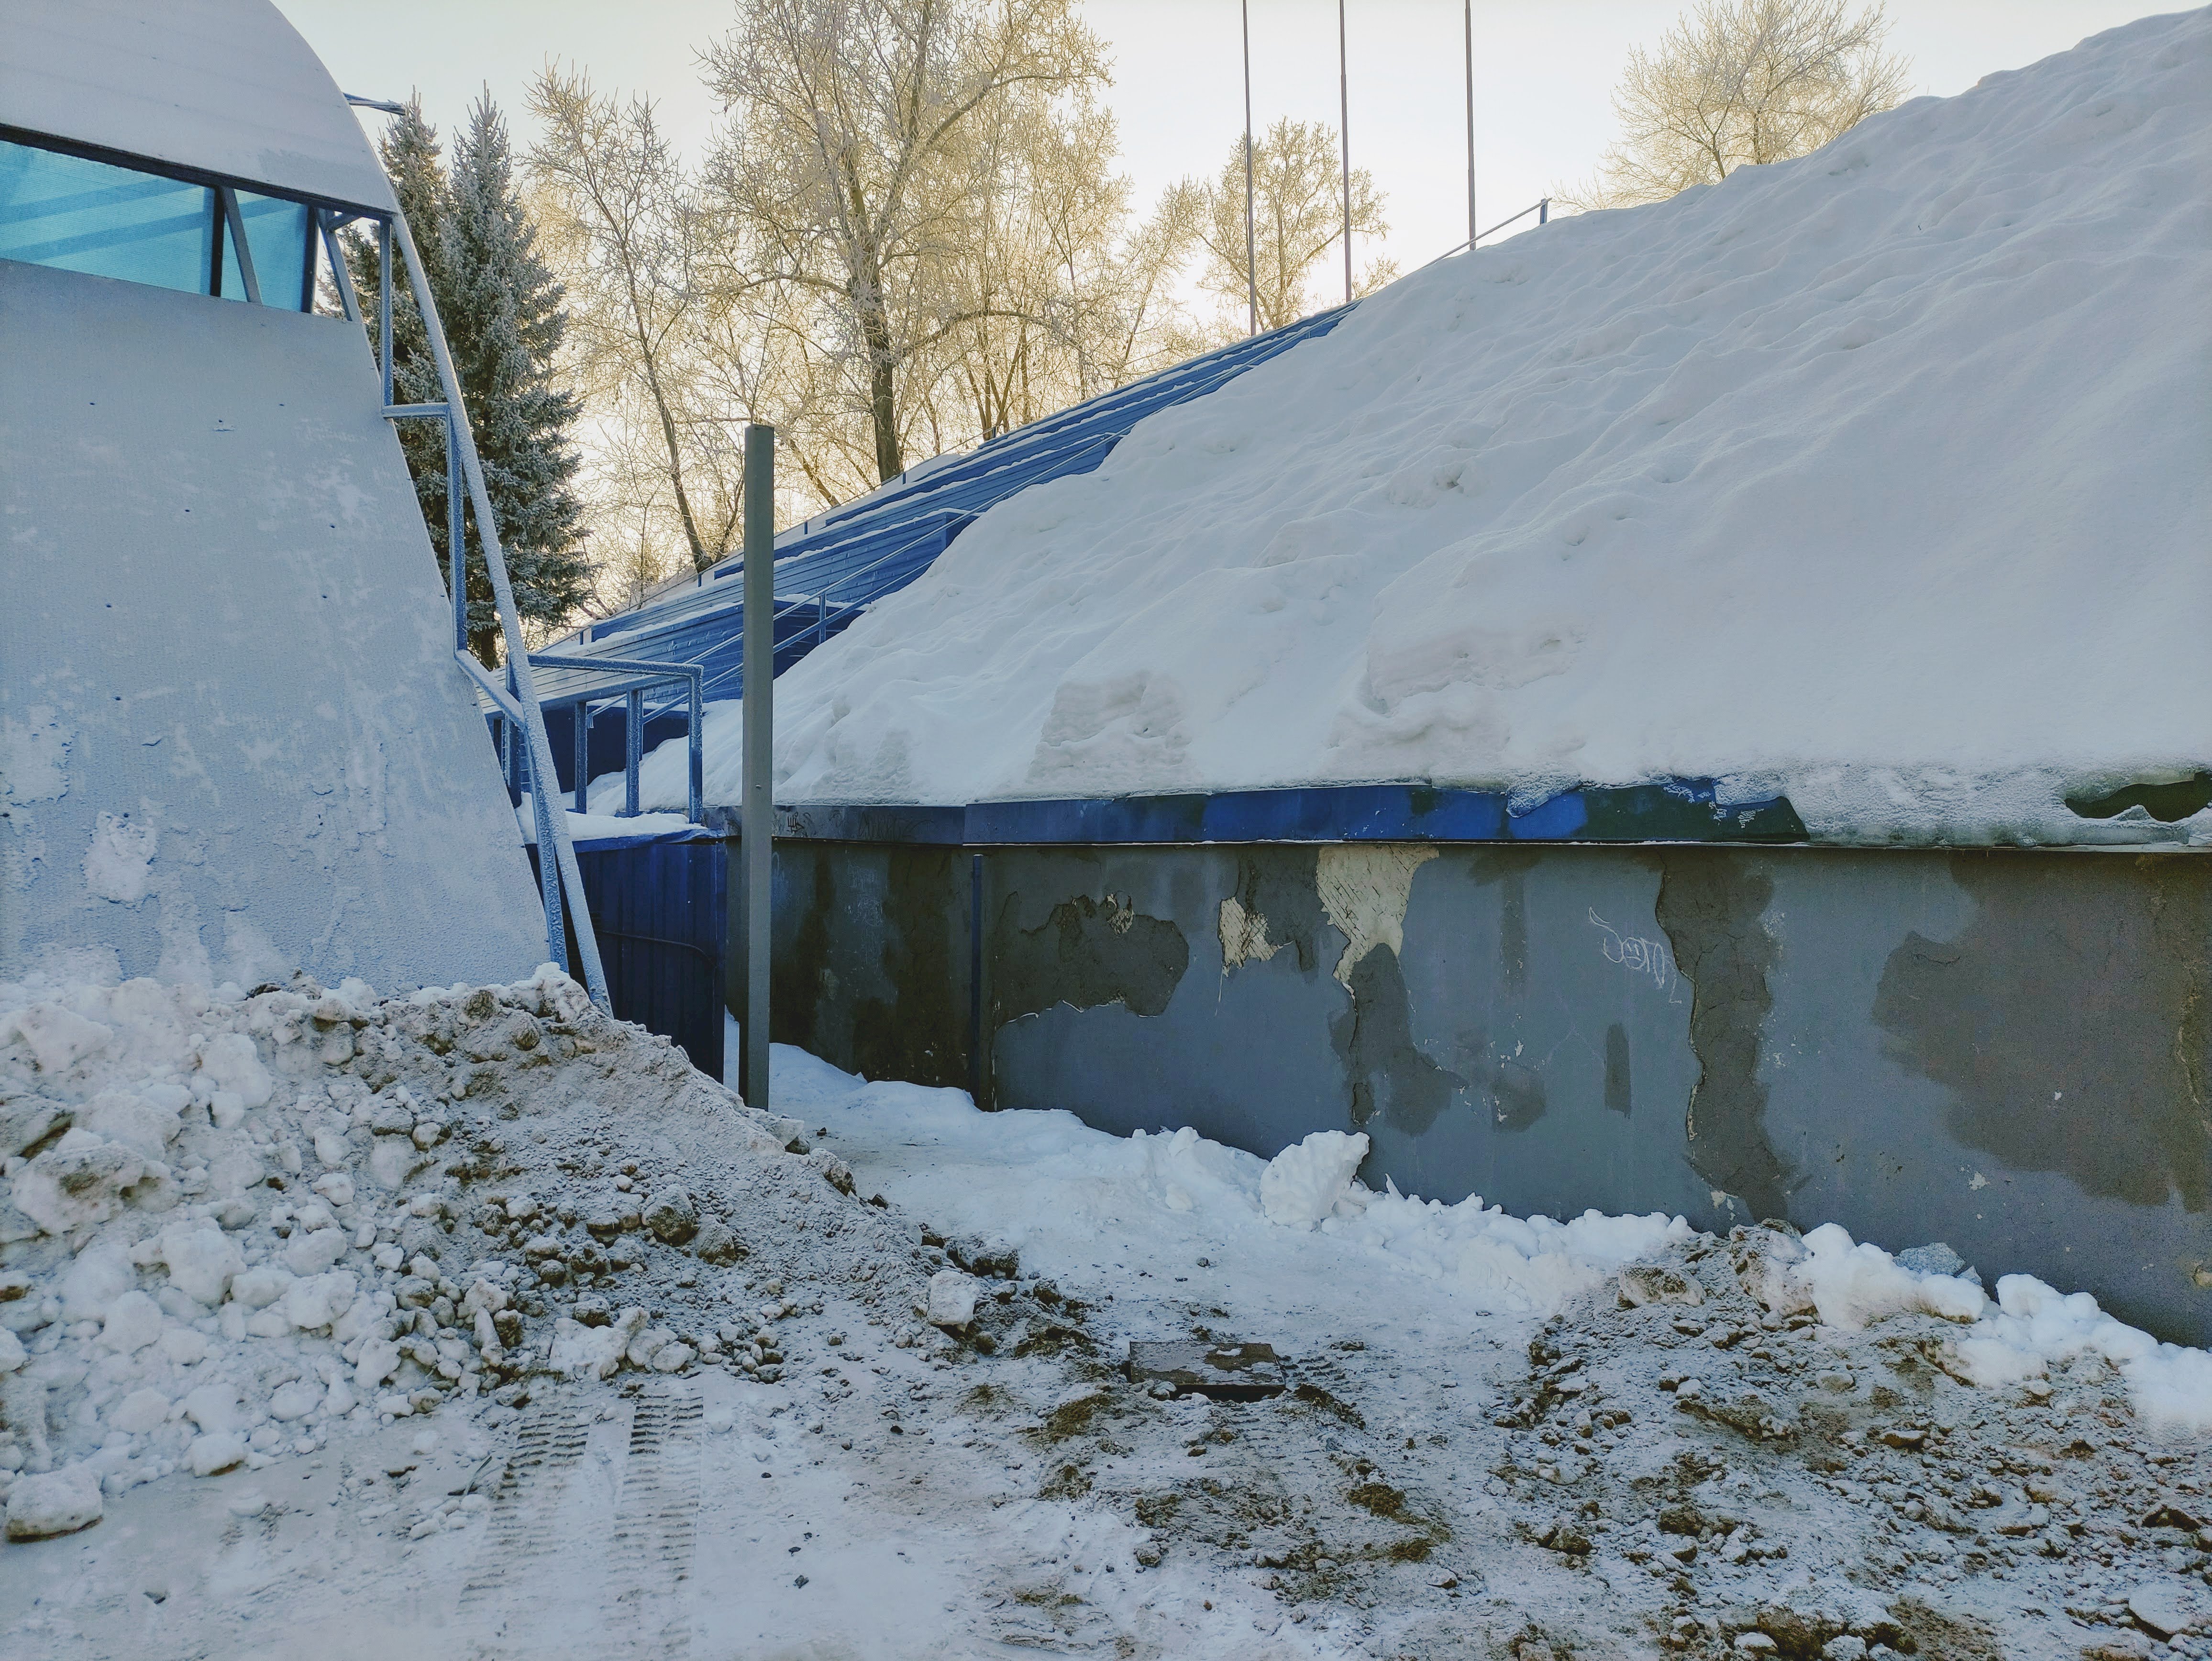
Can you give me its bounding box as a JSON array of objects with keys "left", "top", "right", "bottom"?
[{"left": 527, "top": 830, "right": 726, "bottom": 1078}]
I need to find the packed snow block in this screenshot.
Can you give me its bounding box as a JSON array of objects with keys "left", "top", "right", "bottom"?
[
  {"left": 4, "top": 1462, "right": 102, "bottom": 1539},
  {"left": 1259, "top": 1132, "right": 1371, "bottom": 1229},
  {"left": 924, "top": 1270, "right": 978, "bottom": 1329},
  {"left": 0, "top": 257, "right": 544, "bottom": 990}
]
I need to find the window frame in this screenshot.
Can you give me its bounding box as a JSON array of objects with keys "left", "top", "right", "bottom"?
[{"left": 1, "top": 122, "right": 376, "bottom": 313}]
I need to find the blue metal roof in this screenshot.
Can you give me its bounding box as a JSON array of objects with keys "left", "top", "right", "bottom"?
[{"left": 527, "top": 304, "right": 1353, "bottom": 711}]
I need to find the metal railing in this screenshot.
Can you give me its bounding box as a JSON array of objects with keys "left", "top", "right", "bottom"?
[
  {"left": 341, "top": 97, "right": 608, "bottom": 1009},
  {"left": 527, "top": 654, "right": 705, "bottom": 824},
  {"left": 1420, "top": 197, "right": 1553, "bottom": 271}
]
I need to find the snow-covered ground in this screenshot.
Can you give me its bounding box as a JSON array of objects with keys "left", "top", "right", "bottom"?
[
  {"left": 606, "top": 9, "right": 2210, "bottom": 846},
  {"left": 5, "top": 979, "right": 2207, "bottom": 1659}
]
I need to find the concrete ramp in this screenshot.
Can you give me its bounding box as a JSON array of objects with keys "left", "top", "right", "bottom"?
[{"left": 0, "top": 257, "right": 546, "bottom": 991}]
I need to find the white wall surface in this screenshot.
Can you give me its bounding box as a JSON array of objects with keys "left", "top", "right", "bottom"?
[{"left": 0, "top": 256, "right": 546, "bottom": 992}]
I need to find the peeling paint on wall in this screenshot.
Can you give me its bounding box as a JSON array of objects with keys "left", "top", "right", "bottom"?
[
  {"left": 1316, "top": 844, "right": 1438, "bottom": 987},
  {"left": 1218, "top": 896, "right": 1283, "bottom": 973},
  {"left": 993, "top": 889, "right": 1190, "bottom": 1025},
  {"left": 1655, "top": 856, "right": 1791, "bottom": 1220},
  {"left": 1220, "top": 850, "right": 1326, "bottom": 977},
  {"left": 1331, "top": 942, "right": 1466, "bottom": 1136},
  {"left": 1873, "top": 854, "right": 2212, "bottom": 1213}
]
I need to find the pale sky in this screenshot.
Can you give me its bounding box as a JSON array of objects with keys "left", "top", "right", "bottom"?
[{"left": 287, "top": 0, "right": 2162, "bottom": 283}]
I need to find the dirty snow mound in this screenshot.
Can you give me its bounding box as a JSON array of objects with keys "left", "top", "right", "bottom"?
[{"left": 0, "top": 965, "right": 937, "bottom": 1533}]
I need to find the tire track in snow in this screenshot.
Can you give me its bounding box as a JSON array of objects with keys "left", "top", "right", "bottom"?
[
  {"left": 458, "top": 1404, "right": 595, "bottom": 1607},
  {"left": 604, "top": 1381, "right": 703, "bottom": 1655}
]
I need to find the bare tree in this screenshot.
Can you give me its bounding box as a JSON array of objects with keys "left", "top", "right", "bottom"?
[
  {"left": 1567, "top": 0, "right": 1910, "bottom": 210},
  {"left": 1193, "top": 119, "right": 1390, "bottom": 336},
  {"left": 702, "top": 0, "right": 1107, "bottom": 486},
  {"left": 530, "top": 2, "right": 1213, "bottom": 605},
  {"left": 527, "top": 71, "right": 741, "bottom": 574}
]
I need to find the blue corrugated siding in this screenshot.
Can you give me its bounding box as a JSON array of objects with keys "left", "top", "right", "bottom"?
[{"left": 528, "top": 831, "right": 726, "bottom": 1078}]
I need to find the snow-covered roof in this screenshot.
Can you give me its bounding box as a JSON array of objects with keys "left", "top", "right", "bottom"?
[
  {"left": 0, "top": 0, "right": 394, "bottom": 213},
  {"left": 659, "top": 7, "right": 2205, "bottom": 850}
]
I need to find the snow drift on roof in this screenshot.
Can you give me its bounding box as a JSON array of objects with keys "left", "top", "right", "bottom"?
[
  {"left": 0, "top": 0, "right": 394, "bottom": 212},
  {"left": 629, "top": 10, "right": 2210, "bottom": 847}
]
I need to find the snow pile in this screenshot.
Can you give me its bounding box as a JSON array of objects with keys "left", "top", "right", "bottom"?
[
  {"left": 1736, "top": 1220, "right": 2212, "bottom": 1435},
  {"left": 787, "top": 1058, "right": 2212, "bottom": 1435},
  {"left": 614, "top": 10, "right": 2210, "bottom": 844},
  {"left": 0, "top": 964, "right": 918, "bottom": 1540},
  {"left": 1256, "top": 1129, "right": 1371, "bottom": 1228},
  {"left": 1141, "top": 1121, "right": 1692, "bottom": 1315}
]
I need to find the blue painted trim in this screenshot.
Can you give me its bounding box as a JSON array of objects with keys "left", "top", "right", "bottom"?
[{"left": 760, "top": 780, "right": 1809, "bottom": 847}]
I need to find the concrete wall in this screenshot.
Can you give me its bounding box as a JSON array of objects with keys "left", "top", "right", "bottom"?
[
  {"left": 1, "top": 259, "right": 547, "bottom": 992},
  {"left": 758, "top": 835, "right": 2212, "bottom": 1346}
]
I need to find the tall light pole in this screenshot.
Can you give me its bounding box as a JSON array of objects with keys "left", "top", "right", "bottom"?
[
  {"left": 1242, "top": 0, "right": 1257, "bottom": 336},
  {"left": 1464, "top": 0, "right": 1477, "bottom": 248},
  {"left": 1338, "top": 0, "right": 1352, "bottom": 304},
  {"left": 741, "top": 423, "right": 774, "bottom": 1110}
]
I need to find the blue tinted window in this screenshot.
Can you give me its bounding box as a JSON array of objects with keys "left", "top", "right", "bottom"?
[
  {"left": 239, "top": 191, "right": 313, "bottom": 311},
  {"left": 0, "top": 139, "right": 214, "bottom": 294}
]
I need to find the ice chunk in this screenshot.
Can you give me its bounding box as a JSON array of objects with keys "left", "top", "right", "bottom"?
[
  {"left": 12, "top": 1140, "right": 149, "bottom": 1234},
  {"left": 1259, "top": 1131, "right": 1371, "bottom": 1229},
  {"left": 549, "top": 1309, "right": 641, "bottom": 1381},
  {"left": 194, "top": 1032, "right": 273, "bottom": 1110},
  {"left": 157, "top": 1327, "right": 210, "bottom": 1366},
  {"left": 228, "top": 1266, "right": 292, "bottom": 1309},
  {"left": 283, "top": 1227, "right": 348, "bottom": 1277},
  {"left": 180, "top": 1383, "right": 242, "bottom": 1434},
  {"left": 5, "top": 1462, "right": 103, "bottom": 1538},
  {"left": 311, "top": 1170, "right": 354, "bottom": 1205},
  {"left": 77, "top": 1089, "right": 182, "bottom": 1160},
  {"left": 280, "top": 1271, "right": 357, "bottom": 1332},
  {"left": 354, "top": 1337, "right": 402, "bottom": 1389},
  {"left": 99, "top": 1290, "right": 163, "bottom": 1353},
  {"left": 58, "top": 1240, "right": 134, "bottom": 1324},
  {"left": 0, "top": 1330, "right": 25, "bottom": 1373},
  {"left": 267, "top": 1380, "right": 321, "bottom": 1421},
  {"left": 1795, "top": 1224, "right": 1986, "bottom": 1329},
  {"left": 926, "top": 1269, "right": 978, "bottom": 1329},
  {"left": 158, "top": 1222, "right": 243, "bottom": 1306},
  {"left": 187, "top": 1433, "right": 246, "bottom": 1476},
  {"left": 0, "top": 1002, "right": 113, "bottom": 1074},
  {"left": 110, "top": 1387, "right": 171, "bottom": 1435}
]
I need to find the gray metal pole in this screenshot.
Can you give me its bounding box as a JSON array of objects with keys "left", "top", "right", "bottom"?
[
  {"left": 1339, "top": 0, "right": 1352, "bottom": 305},
  {"left": 1465, "top": 0, "right": 1477, "bottom": 248},
  {"left": 742, "top": 424, "right": 775, "bottom": 1109},
  {"left": 1242, "top": 0, "right": 1257, "bottom": 336}
]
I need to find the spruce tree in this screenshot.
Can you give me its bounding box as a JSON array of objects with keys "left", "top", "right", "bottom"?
[
  {"left": 346, "top": 95, "right": 586, "bottom": 666},
  {"left": 442, "top": 93, "right": 588, "bottom": 656}
]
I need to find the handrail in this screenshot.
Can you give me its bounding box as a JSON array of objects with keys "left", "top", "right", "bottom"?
[
  {"left": 454, "top": 650, "right": 524, "bottom": 721},
  {"left": 380, "top": 206, "right": 609, "bottom": 1009},
  {"left": 1418, "top": 197, "right": 1552, "bottom": 272},
  {"left": 529, "top": 653, "right": 704, "bottom": 825}
]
